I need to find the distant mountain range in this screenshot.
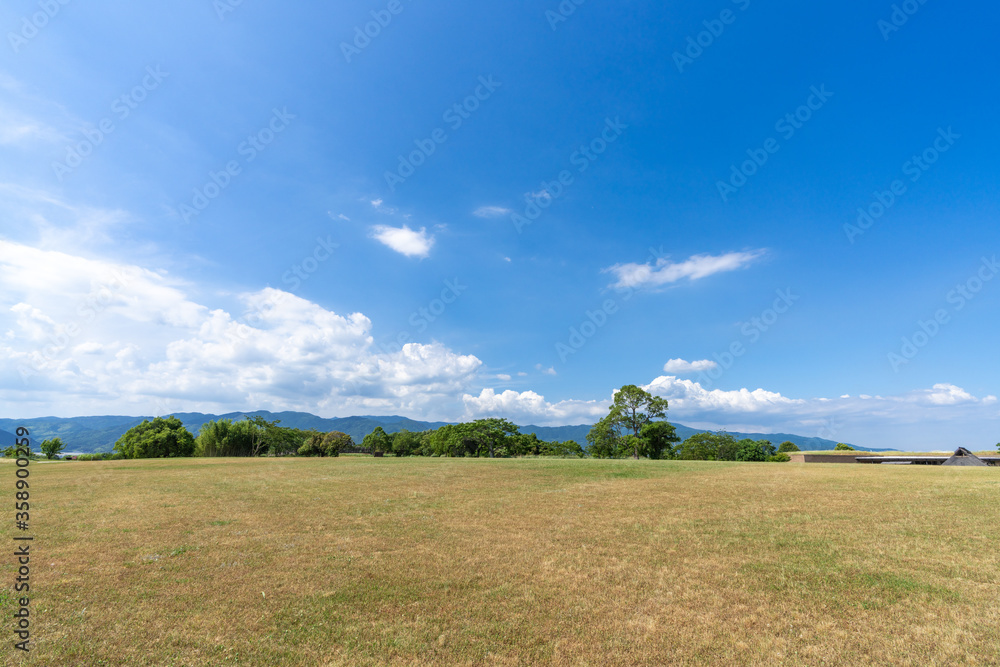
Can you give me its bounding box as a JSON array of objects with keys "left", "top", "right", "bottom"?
[{"left": 0, "top": 412, "right": 887, "bottom": 454}]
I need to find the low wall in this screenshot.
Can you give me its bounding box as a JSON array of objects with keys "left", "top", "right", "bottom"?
[{"left": 788, "top": 454, "right": 860, "bottom": 464}]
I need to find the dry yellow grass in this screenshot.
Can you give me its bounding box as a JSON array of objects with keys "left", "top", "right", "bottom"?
[{"left": 2, "top": 457, "right": 998, "bottom": 665}]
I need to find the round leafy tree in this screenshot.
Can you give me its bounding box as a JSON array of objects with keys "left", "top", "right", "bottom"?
[
  {"left": 41, "top": 437, "right": 66, "bottom": 459},
  {"left": 114, "top": 417, "right": 196, "bottom": 459}
]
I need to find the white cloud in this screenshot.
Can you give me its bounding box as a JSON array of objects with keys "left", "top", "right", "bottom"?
[
  {"left": 0, "top": 182, "right": 132, "bottom": 250},
  {"left": 464, "top": 377, "right": 1000, "bottom": 447},
  {"left": 921, "top": 383, "right": 975, "bottom": 405},
  {"left": 473, "top": 206, "right": 511, "bottom": 218},
  {"left": 663, "top": 358, "right": 718, "bottom": 374},
  {"left": 2, "top": 245, "right": 997, "bottom": 450},
  {"left": 640, "top": 376, "right": 1000, "bottom": 449},
  {"left": 0, "top": 241, "right": 481, "bottom": 418},
  {"left": 370, "top": 225, "right": 434, "bottom": 258},
  {"left": 603, "top": 250, "right": 766, "bottom": 290},
  {"left": 535, "top": 364, "right": 557, "bottom": 376},
  {"left": 0, "top": 103, "right": 64, "bottom": 147},
  {"left": 462, "top": 388, "right": 606, "bottom": 425}
]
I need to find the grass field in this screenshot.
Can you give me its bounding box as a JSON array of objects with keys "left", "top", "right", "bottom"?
[{"left": 2, "top": 457, "right": 998, "bottom": 666}]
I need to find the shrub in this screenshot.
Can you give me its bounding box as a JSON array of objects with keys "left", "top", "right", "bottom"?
[
  {"left": 77, "top": 452, "right": 123, "bottom": 461},
  {"left": 777, "top": 441, "right": 800, "bottom": 453},
  {"left": 735, "top": 439, "right": 770, "bottom": 462},
  {"left": 768, "top": 452, "right": 791, "bottom": 463},
  {"left": 298, "top": 431, "right": 354, "bottom": 457},
  {"left": 834, "top": 443, "right": 855, "bottom": 451}
]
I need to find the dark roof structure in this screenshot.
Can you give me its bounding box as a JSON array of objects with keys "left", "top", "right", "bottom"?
[
  {"left": 856, "top": 447, "right": 1000, "bottom": 466},
  {"left": 942, "top": 447, "right": 988, "bottom": 467}
]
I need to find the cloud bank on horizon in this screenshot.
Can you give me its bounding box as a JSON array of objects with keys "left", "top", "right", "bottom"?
[{"left": 2, "top": 238, "right": 997, "bottom": 449}]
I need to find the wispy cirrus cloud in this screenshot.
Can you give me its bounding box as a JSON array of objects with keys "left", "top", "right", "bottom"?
[
  {"left": 473, "top": 205, "right": 511, "bottom": 218},
  {"left": 603, "top": 249, "right": 766, "bottom": 290}
]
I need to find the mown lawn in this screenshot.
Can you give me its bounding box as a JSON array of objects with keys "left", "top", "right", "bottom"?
[{"left": 1, "top": 457, "right": 998, "bottom": 665}]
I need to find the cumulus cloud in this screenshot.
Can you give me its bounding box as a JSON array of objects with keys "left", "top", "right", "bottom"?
[
  {"left": 2, "top": 244, "right": 997, "bottom": 450},
  {"left": 641, "top": 376, "right": 1000, "bottom": 449},
  {"left": 473, "top": 206, "right": 511, "bottom": 218},
  {"left": 663, "top": 358, "right": 718, "bottom": 374},
  {"left": 921, "top": 383, "right": 976, "bottom": 405},
  {"left": 603, "top": 250, "right": 766, "bottom": 290},
  {"left": 0, "top": 241, "right": 480, "bottom": 418},
  {"left": 370, "top": 224, "right": 434, "bottom": 258},
  {"left": 462, "top": 388, "right": 607, "bottom": 425}
]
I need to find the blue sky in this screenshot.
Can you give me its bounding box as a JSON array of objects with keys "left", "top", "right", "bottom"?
[{"left": 1, "top": 0, "right": 998, "bottom": 450}]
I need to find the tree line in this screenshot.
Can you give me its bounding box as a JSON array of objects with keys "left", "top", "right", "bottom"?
[
  {"left": 9, "top": 384, "right": 818, "bottom": 462},
  {"left": 93, "top": 415, "right": 586, "bottom": 460}
]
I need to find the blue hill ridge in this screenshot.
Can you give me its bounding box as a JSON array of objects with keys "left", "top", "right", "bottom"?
[{"left": 0, "top": 412, "right": 887, "bottom": 454}]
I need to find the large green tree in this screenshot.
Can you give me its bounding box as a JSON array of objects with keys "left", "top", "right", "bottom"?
[
  {"left": 640, "top": 421, "right": 680, "bottom": 459},
  {"left": 389, "top": 430, "right": 423, "bottom": 457},
  {"left": 609, "top": 385, "right": 669, "bottom": 459},
  {"left": 40, "top": 437, "right": 66, "bottom": 460},
  {"left": 114, "top": 417, "right": 195, "bottom": 459},
  {"left": 735, "top": 439, "right": 773, "bottom": 462},
  {"left": 777, "top": 441, "right": 800, "bottom": 453},
  {"left": 362, "top": 427, "right": 392, "bottom": 454},
  {"left": 469, "top": 418, "right": 521, "bottom": 458},
  {"left": 675, "top": 431, "right": 735, "bottom": 461},
  {"left": 586, "top": 414, "right": 622, "bottom": 458},
  {"left": 586, "top": 385, "right": 671, "bottom": 459},
  {"left": 196, "top": 417, "right": 307, "bottom": 457}
]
